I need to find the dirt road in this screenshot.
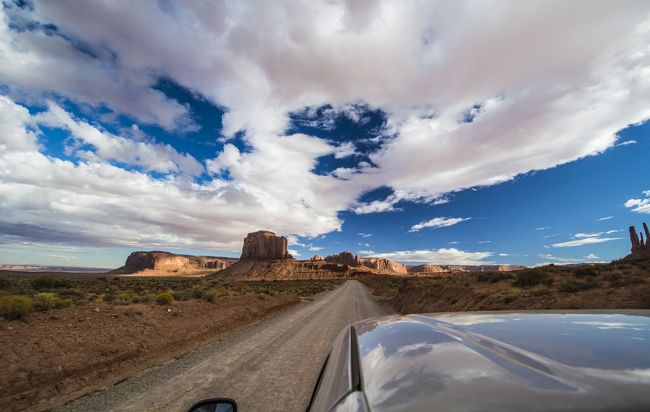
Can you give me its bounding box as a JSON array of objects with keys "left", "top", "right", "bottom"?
[{"left": 60, "top": 280, "right": 386, "bottom": 412}]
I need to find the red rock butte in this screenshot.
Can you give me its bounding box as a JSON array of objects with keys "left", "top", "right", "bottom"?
[{"left": 240, "top": 230, "right": 292, "bottom": 260}]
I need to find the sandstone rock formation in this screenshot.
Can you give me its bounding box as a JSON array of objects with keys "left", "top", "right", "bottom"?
[
  {"left": 310, "top": 255, "right": 324, "bottom": 261},
  {"left": 408, "top": 264, "right": 447, "bottom": 274},
  {"left": 626, "top": 222, "right": 650, "bottom": 260},
  {"left": 325, "top": 252, "right": 358, "bottom": 266},
  {"left": 359, "top": 257, "right": 408, "bottom": 274},
  {"left": 240, "top": 231, "right": 291, "bottom": 260},
  {"left": 114, "top": 251, "right": 236, "bottom": 275},
  {"left": 324, "top": 252, "right": 407, "bottom": 274}
]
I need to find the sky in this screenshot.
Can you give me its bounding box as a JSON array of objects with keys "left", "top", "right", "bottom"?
[{"left": 0, "top": 0, "right": 649, "bottom": 268}]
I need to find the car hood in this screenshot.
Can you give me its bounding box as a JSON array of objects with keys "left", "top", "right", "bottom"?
[{"left": 354, "top": 311, "right": 650, "bottom": 412}]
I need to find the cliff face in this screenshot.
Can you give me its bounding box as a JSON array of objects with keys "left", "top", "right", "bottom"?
[
  {"left": 240, "top": 231, "right": 291, "bottom": 260},
  {"left": 117, "top": 251, "right": 236, "bottom": 275}
]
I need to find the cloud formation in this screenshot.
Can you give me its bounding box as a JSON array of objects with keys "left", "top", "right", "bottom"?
[
  {"left": 1, "top": 1, "right": 649, "bottom": 253},
  {"left": 371, "top": 248, "right": 493, "bottom": 265},
  {"left": 409, "top": 217, "right": 471, "bottom": 232},
  {"left": 626, "top": 190, "right": 650, "bottom": 214},
  {"left": 552, "top": 237, "right": 622, "bottom": 248}
]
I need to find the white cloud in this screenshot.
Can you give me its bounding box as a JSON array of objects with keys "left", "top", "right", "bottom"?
[
  {"left": 333, "top": 142, "right": 357, "bottom": 159},
  {"left": 352, "top": 193, "right": 402, "bottom": 215},
  {"left": 33, "top": 101, "right": 203, "bottom": 176},
  {"left": 1, "top": 1, "right": 650, "bottom": 253},
  {"left": 357, "top": 250, "right": 375, "bottom": 256},
  {"left": 552, "top": 237, "right": 622, "bottom": 248},
  {"left": 477, "top": 240, "right": 492, "bottom": 244},
  {"left": 307, "top": 245, "right": 323, "bottom": 251},
  {"left": 357, "top": 233, "right": 372, "bottom": 238},
  {"left": 371, "top": 248, "right": 493, "bottom": 265},
  {"left": 585, "top": 253, "right": 600, "bottom": 260},
  {"left": 596, "top": 216, "right": 613, "bottom": 221},
  {"left": 573, "top": 229, "right": 621, "bottom": 238},
  {"left": 535, "top": 227, "right": 550, "bottom": 231},
  {"left": 409, "top": 217, "right": 470, "bottom": 232},
  {"left": 0, "top": 97, "right": 350, "bottom": 251},
  {"left": 625, "top": 190, "right": 650, "bottom": 214},
  {"left": 615, "top": 140, "right": 637, "bottom": 147},
  {"left": 287, "top": 248, "right": 300, "bottom": 257}
]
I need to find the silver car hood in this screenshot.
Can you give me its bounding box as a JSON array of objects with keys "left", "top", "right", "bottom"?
[{"left": 353, "top": 311, "right": 650, "bottom": 412}]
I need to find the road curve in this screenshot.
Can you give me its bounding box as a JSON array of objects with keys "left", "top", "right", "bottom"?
[{"left": 60, "top": 280, "right": 386, "bottom": 412}]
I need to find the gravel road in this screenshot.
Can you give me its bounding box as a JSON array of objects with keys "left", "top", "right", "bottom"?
[{"left": 60, "top": 280, "right": 386, "bottom": 412}]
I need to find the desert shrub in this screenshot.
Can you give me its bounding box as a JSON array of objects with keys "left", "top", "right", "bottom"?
[
  {"left": 191, "top": 286, "right": 205, "bottom": 299},
  {"left": 631, "top": 284, "right": 650, "bottom": 308},
  {"left": 31, "top": 277, "right": 70, "bottom": 290},
  {"left": 609, "top": 274, "right": 644, "bottom": 288},
  {"left": 503, "top": 291, "right": 521, "bottom": 304},
  {"left": 33, "top": 292, "right": 73, "bottom": 311},
  {"left": 131, "top": 294, "right": 141, "bottom": 303},
  {"left": 552, "top": 295, "right": 582, "bottom": 309},
  {"left": 172, "top": 290, "right": 191, "bottom": 301},
  {"left": 0, "top": 277, "right": 13, "bottom": 289},
  {"left": 0, "top": 295, "right": 33, "bottom": 320},
  {"left": 33, "top": 292, "right": 58, "bottom": 311},
  {"left": 559, "top": 277, "right": 599, "bottom": 293},
  {"left": 103, "top": 292, "right": 116, "bottom": 304},
  {"left": 477, "top": 272, "right": 511, "bottom": 283},
  {"left": 513, "top": 269, "right": 552, "bottom": 287},
  {"left": 57, "top": 288, "right": 85, "bottom": 300},
  {"left": 203, "top": 290, "right": 218, "bottom": 303},
  {"left": 573, "top": 266, "right": 597, "bottom": 278},
  {"left": 139, "top": 294, "right": 151, "bottom": 303},
  {"left": 114, "top": 293, "right": 132, "bottom": 305},
  {"left": 156, "top": 291, "right": 174, "bottom": 305},
  {"left": 529, "top": 286, "right": 550, "bottom": 297}
]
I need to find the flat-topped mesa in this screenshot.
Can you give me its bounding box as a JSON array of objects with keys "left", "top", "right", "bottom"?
[
  {"left": 240, "top": 230, "right": 291, "bottom": 260},
  {"left": 408, "top": 264, "right": 446, "bottom": 274},
  {"left": 120, "top": 251, "right": 234, "bottom": 274}
]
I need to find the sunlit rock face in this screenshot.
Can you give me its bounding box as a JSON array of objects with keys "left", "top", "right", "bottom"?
[
  {"left": 240, "top": 230, "right": 291, "bottom": 260},
  {"left": 407, "top": 264, "right": 447, "bottom": 274},
  {"left": 121, "top": 251, "right": 233, "bottom": 273}
]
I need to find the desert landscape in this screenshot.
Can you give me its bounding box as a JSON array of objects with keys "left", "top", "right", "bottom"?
[
  {"left": 2, "top": 2, "right": 650, "bottom": 410},
  {"left": 1, "top": 226, "right": 649, "bottom": 410}
]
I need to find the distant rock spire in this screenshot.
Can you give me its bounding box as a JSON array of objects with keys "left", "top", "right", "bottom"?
[
  {"left": 641, "top": 232, "right": 646, "bottom": 247},
  {"left": 644, "top": 223, "right": 650, "bottom": 246},
  {"left": 630, "top": 226, "right": 641, "bottom": 252}
]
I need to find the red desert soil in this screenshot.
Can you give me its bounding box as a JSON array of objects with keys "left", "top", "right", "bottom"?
[{"left": 0, "top": 294, "right": 298, "bottom": 411}]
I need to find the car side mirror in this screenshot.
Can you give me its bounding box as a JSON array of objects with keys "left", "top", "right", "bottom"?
[{"left": 188, "top": 398, "right": 237, "bottom": 412}]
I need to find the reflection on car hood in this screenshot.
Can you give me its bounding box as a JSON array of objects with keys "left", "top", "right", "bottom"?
[{"left": 354, "top": 311, "right": 650, "bottom": 412}]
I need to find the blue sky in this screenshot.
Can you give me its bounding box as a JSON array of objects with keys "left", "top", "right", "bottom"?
[{"left": 0, "top": 1, "right": 649, "bottom": 268}]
